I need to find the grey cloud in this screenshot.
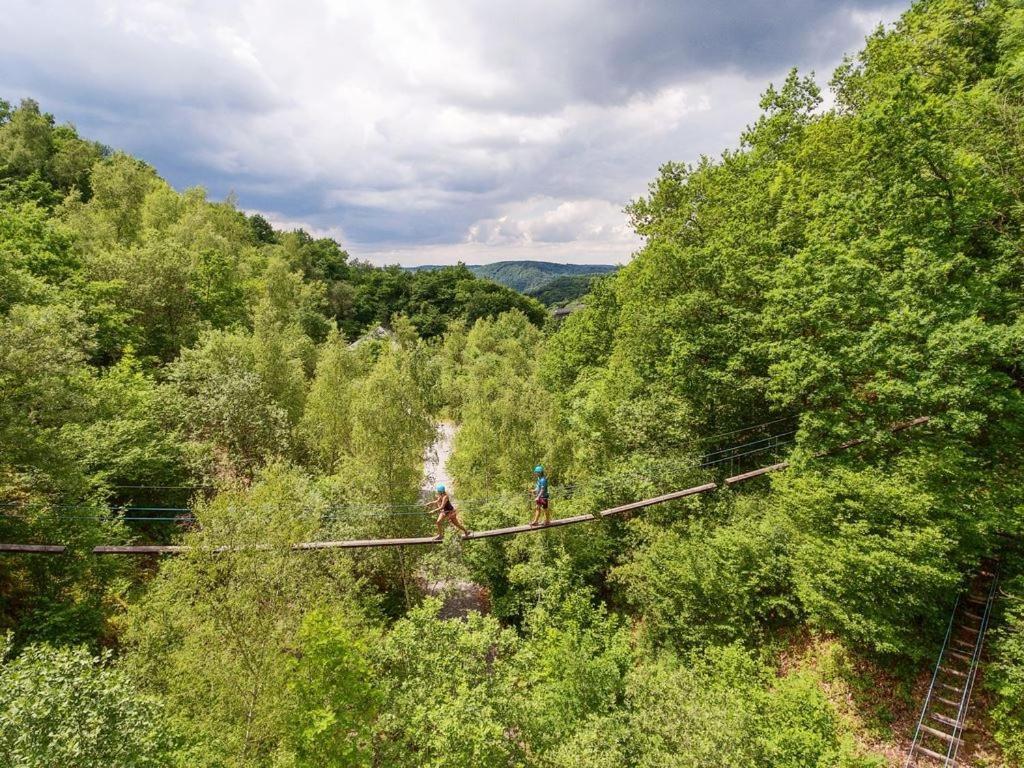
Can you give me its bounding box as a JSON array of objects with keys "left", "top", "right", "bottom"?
[
  {"left": 0, "top": 0, "right": 906, "bottom": 262},
  {"left": 431, "top": 0, "right": 898, "bottom": 111}
]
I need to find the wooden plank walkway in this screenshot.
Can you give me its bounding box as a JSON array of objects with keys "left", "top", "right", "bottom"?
[
  {"left": 1, "top": 417, "right": 930, "bottom": 556},
  {"left": 0, "top": 543, "right": 67, "bottom": 554},
  {"left": 96, "top": 482, "right": 721, "bottom": 554}
]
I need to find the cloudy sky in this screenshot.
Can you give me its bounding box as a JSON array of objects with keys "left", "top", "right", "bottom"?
[{"left": 1, "top": 1, "right": 905, "bottom": 265}]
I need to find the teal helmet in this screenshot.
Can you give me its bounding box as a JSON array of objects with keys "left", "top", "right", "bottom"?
[
  {"left": 436, "top": 484, "right": 446, "bottom": 493},
  {"left": 533, "top": 465, "right": 544, "bottom": 474}
]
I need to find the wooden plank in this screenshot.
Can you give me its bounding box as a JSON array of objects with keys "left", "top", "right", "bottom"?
[
  {"left": 463, "top": 514, "right": 595, "bottom": 541},
  {"left": 293, "top": 536, "right": 441, "bottom": 550},
  {"left": 915, "top": 745, "right": 954, "bottom": 763},
  {"left": 919, "top": 724, "right": 961, "bottom": 744},
  {"left": 814, "top": 416, "right": 930, "bottom": 458},
  {"left": 0, "top": 543, "right": 66, "bottom": 554},
  {"left": 813, "top": 437, "right": 865, "bottom": 458},
  {"left": 93, "top": 544, "right": 286, "bottom": 555},
  {"left": 931, "top": 712, "right": 966, "bottom": 730},
  {"left": 597, "top": 483, "right": 718, "bottom": 517},
  {"left": 724, "top": 462, "right": 789, "bottom": 485},
  {"left": 465, "top": 483, "right": 717, "bottom": 540},
  {"left": 93, "top": 544, "right": 191, "bottom": 555}
]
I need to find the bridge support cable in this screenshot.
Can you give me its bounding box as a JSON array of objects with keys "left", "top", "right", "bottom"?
[
  {"left": 0, "top": 417, "right": 930, "bottom": 555},
  {"left": 905, "top": 563, "right": 1000, "bottom": 767}
]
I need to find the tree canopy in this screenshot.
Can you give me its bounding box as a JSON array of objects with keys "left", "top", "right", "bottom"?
[{"left": 3, "top": 1, "right": 1024, "bottom": 766}]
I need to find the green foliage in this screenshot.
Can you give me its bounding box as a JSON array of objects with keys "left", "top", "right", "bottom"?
[
  {"left": 0, "top": 636, "right": 176, "bottom": 768},
  {"left": 525, "top": 273, "right": 600, "bottom": 307},
  {"left": 988, "top": 573, "right": 1024, "bottom": 763},
  {"left": 63, "top": 351, "right": 184, "bottom": 488},
  {"left": 4, "top": 0, "right": 1024, "bottom": 763},
  {"left": 372, "top": 599, "right": 519, "bottom": 767},
  {"left": 778, "top": 466, "right": 963, "bottom": 658},
  {"left": 448, "top": 310, "right": 555, "bottom": 499},
  {"left": 553, "top": 645, "right": 878, "bottom": 768},
  {"left": 459, "top": 260, "right": 618, "bottom": 294},
  {"left": 284, "top": 610, "right": 379, "bottom": 768},
  {"left": 168, "top": 330, "right": 296, "bottom": 478},
  {"left": 0, "top": 99, "right": 104, "bottom": 206},
  {"left": 615, "top": 495, "right": 798, "bottom": 649},
  {"left": 345, "top": 263, "right": 547, "bottom": 339},
  {"left": 124, "top": 465, "right": 364, "bottom": 767},
  {"left": 299, "top": 330, "right": 362, "bottom": 471},
  {"left": 543, "top": 0, "right": 1024, "bottom": 666}
]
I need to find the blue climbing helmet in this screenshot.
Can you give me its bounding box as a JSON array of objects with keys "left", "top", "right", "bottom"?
[
  {"left": 533, "top": 465, "right": 544, "bottom": 474},
  {"left": 436, "top": 484, "right": 446, "bottom": 493}
]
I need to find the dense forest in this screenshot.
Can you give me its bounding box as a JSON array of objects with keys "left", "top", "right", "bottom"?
[
  {"left": 525, "top": 274, "right": 606, "bottom": 308},
  {"left": 411, "top": 261, "right": 618, "bottom": 294},
  {"left": 2, "top": 0, "right": 1024, "bottom": 766}
]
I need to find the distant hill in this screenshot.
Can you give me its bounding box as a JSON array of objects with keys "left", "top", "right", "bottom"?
[
  {"left": 408, "top": 260, "right": 618, "bottom": 296},
  {"left": 526, "top": 274, "right": 606, "bottom": 307}
]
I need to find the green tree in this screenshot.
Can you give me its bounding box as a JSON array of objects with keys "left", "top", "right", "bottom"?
[
  {"left": 285, "top": 609, "right": 380, "bottom": 768},
  {"left": 988, "top": 573, "right": 1024, "bottom": 763},
  {"left": 299, "top": 330, "right": 361, "bottom": 472},
  {"left": 0, "top": 637, "right": 176, "bottom": 768},
  {"left": 125, "top": 465, "right": 364, "bottom": 767},
  {"left": 615, "top": 495, "right": 798, "bottom": 649},
  {"left": 448, "top": 311, "right": 554, "bottom": 499}
]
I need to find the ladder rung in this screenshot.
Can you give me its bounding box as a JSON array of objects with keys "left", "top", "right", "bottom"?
[
  {"left": 964, "top": 596, "right": 985, "bottom": 606},
  {"left": 947, "top": 650, "right": 972, "bottom": 663},
  {"left": 919, "top": 724, "right": 962, "bottom": 744},
  {"left": 935, "top": 696, "right": 962, "bottom": 708},
  {"left": 979, "top": 569, "right": 995, "bottom": 577},
  {"left": 952, "top": 639, "right": 975, "bottom": 650},
  {"left": 931, "top": 712, "right": 964, "bottom": 729},
  {"left": 962, "top": 611, "right": 983, "bottom": 621},
  {"left": 915, "top": 744, "right": 955, "bottom": 763},
  {"left": 959, "top": 626, "right": 979, "bottom": 634},
  {"left": 939, "top": 683, "right": 963, "bottom": 693},
  {"left": 941, "top": 666, "right": 967, "bottom": 678}
]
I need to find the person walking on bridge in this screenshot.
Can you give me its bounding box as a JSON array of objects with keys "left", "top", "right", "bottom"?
[
  {"left": 529, "top": 465, "right": 550, "bottom": 527},
  {"left": 427, "top": 484, "right": 470, "bottom": 540}
]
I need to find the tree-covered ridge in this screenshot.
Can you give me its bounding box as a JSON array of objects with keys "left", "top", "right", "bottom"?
[
  {"left": 411, "top": 260, "right": 619, "bottom": 294},
  {"left": 0, "top": 100, "right": 545, "bottom": 353},
  {"left": 525, "top": 273, "right": 607, "bottom": 307},
  {"left": 2, "top": 0, "right": 1024, "bottom": 766}
]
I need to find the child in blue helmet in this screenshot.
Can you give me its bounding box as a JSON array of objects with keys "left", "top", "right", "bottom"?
[
  {"left": 427, "top": 484, "right": 470, "bottom": 540},
  {"left": 529, "top": 465, "right": 550, "bottom": 527}
]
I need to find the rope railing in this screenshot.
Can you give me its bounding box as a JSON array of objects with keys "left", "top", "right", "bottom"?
[
  {"left": 0, "top": 424, "right": 799, "bottom": 523},
  {"left": 0, "top": 417, "right": 929, "bottom": 555}
]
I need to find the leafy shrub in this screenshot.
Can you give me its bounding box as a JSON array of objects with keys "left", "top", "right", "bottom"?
[{"left": 0, "top": 637, "right": 176, "bottom": 768}]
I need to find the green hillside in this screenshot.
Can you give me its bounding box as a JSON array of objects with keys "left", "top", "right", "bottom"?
[
  {"left": 411, "top": 260, "right": 618, "bottom": 293},
  {"left": 469, "top": 261, "right": 618, "bottom": 293},
  {"left": 525, "top": 274, "right": 604, "bottom": 307}
]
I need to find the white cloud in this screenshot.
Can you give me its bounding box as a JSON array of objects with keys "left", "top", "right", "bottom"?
[
  {"left": 246, "top": 210, "right": 348, "bottom": 244},
  {"left": 466, "top": 197, "right": 638, "bottom": 247}
]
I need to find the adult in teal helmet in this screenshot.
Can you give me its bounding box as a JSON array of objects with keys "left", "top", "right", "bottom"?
[
  {"left": 426, "top": 483, "right": 470, "bottom": 540},
  {"left": 529, "top": 465, "right": 550, "bottom": 527}
]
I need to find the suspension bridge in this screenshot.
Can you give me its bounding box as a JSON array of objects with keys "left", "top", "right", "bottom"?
[{"left": 0, "top": 416, "right": 927, "bottom": 555}]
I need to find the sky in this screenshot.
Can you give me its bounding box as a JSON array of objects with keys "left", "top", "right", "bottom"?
[{"left": 1, "top": 1, "right": 906, "bottom": 266}]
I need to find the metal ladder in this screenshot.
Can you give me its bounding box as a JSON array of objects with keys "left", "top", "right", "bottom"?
[{"left": 905, "top": 564, "right": 999, "bottom": 767}]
